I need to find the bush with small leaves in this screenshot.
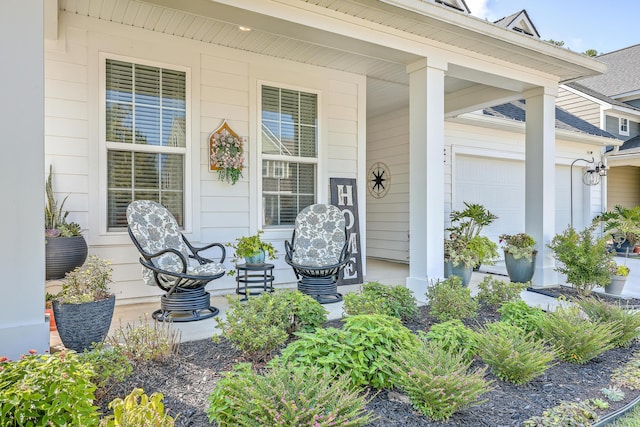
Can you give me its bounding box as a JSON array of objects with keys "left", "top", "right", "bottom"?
[
  {"left": 474, "top": 322, "right": 554, "bottom": 385},
  {"left": 475, "top": 275, "right": 526, "bottom": 307},
  {"left": 207, "top": 363, "right": 376, "bottom": 427},
  {"left": 498, "top": 300, "right": 545, "bottom": 339},
  {"left": 108, "top": 315, "right": 181, "bottom": 363},
  {"left": 523, "top": 400, "right": 598, "bottom": 426},
  {"left": 538, "top": 305, "right": 621, "bottom": 364},
  {"left": 276, "top": 314, "right": 420, "bottom": 389},
  {"left": 100, "top": 388, "right": 175, "bottom": 426},
  {"left": 601, "top": 385, "right": 626, "bottom": 402},
  {"left": 0, "top": 351, "right": 100, "bottom": 427},
  {"left": 392, "top": 339, "right": 492, "bottom": 421},
  {"left": 272, "top": 290, "right": 328, "bottom": 333},
  {"left": 343, "top": 282, "right": 418, "bottom": 321},
  {"left": 425, "top": 276, "right": 477, "bottom": 322},
  {"left": 424, "top": 319, "right": 477, "bottom": 362},
  {"left": 78, "top": 343, "right": 133, "bottom": 396},
  {"left": 577, "top": 297, "right": 640, "bottom": 348}
]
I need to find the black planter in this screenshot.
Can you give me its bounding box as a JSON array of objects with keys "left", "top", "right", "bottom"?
[
  {"left": 45, "top": 236, "right": 88, "bottom": 280},
  {"left": 52, "top": 295, "right": 115, "bottom": 352},
  {"left": 504, "top": 250, "right": 537, "bottom": 283}
]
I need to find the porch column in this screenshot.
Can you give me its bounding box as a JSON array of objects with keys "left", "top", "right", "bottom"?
[
  {"left": 0, "top": 0, "right": 49, "bottom": 359},
  {"left": 406, "top": 58, "right": 447, "bottom": 301},
  {"left": 524, "top": 87, "right": 557, "bottom": 286}
]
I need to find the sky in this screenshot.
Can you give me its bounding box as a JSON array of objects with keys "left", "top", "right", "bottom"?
[{"left": 465, "top": 0, "right": 640, "bottom": 56}]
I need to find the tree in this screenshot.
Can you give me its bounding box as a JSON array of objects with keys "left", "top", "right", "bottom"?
[
  {"left": 583, "top": 49, "right": 598, "bottom": 57},
  {"left": 546, "top": 39, "right": 565, "bottom": 47}
]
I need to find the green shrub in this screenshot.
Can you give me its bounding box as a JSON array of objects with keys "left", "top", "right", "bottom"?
[
  {"left": 423, "top": 319, "right": 476, "bottom": 362},
  {"left": 425, "top": 276, "right": 477, "bottom": 322},
  {"left": 577, "top": 297, "right": 640, "bottom": 347},
  {"left": 272, "top": 290, "right": 328, "bottom": 333},
  {"left": 277, "top": 314, "right": 420, "bottom": 389},
  {"left": 207, "top": 363, "right": 375, "bottom": 427},
  {"left": 78, "top": 343, "right": 133, "bottom": 393},
  {"left": 108, "top": 315, "right": 181, "bottom": 363},
  {"left": 0, "top": 351, "right": 100, "bottom": 426},
  {"left": 523, "top": 400, "right": 598, "bottom": 426},
  {"left": 343, "top": 282, "right": 418, "bottom": 321},
  {"left": 474, "top": 322, "right": 554, "bottom": 385},
  {"left": 100, "top": 388, "right": 175, "bottom": 426},
  {"left": 475, "top": 275, "right": 526, "bottom": 307},
  {"left": 392, "top": 339, "right": 491, "bottom": 421},
  {"left": 538, "top": 305, "right": 621, "bottom": 364},
  {"left": 601, "top": 385, "right": 626, "bottom": 402},
  {"left": 498, "top": 300, "right": 545, "bottom": 338}
]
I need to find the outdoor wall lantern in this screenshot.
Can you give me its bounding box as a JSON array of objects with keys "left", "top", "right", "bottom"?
[{"left": 570, "top": 157, "right": 607, "bottom": 227}]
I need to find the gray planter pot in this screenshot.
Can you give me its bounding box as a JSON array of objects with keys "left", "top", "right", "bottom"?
[
  {"left": 52, "top": 295, "right": 115, "bottom": 352},
  {"left": 605, "top": 275, "right": 628, "bottom": 295},
  {"left": 504, "top": 250, "right": 537, "bottom": 283},
  {"left": 444, "top": 260, "right": 473, "bottom": 287},
  {"left": 45, "top": 236, "right": 88, "bottom": 280}
]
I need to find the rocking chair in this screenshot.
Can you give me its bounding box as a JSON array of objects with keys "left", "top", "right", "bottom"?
[
  {"left": 126, "top": 200, "right": 226, "bottom": 322},
  {"left": 285, "top": 204, "right": 351, "bottom": 304}
]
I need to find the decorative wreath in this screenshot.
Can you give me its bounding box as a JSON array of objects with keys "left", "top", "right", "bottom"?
[{"left": 209, "top": 121, "right": 244, "bottom": 185}]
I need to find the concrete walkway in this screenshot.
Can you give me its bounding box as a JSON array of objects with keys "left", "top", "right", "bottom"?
[{"left": 50, "top": 256, "right": 640, "bottom": 349}]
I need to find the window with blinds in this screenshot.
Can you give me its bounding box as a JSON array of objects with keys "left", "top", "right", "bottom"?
[
  {"left": 105, "top": 59, "right": 186, "bottom": 230},
  {"left": 261, "top": 86, "right": 317, "bottom": 226}
]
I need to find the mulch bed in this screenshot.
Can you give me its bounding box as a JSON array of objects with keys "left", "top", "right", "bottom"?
[
  {"left": 527, "top": 285, "right": 640, "bottom": 308},
  {"left": 96, "top": 297, "right": 640, "bottom": 426}
]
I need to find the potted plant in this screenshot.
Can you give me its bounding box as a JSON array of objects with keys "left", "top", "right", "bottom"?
[
  {"left": 499, "top": 233, "right": 537, "bottom": 283},
  {"left": 228, "top": 230, "right": 278, "bottom": 268},
  {"left": 52, "top": 255, "right": 115, "bottom": 352},
  {"left": 594, "top": 205, "right": 640, "bottom": 256},
  {"left": 444, "top": 202, "right": 498, "bottom": 286},
  {"left": 605, "top": 261, "right": 630, "bottom": 295},
  {"left": 45, "top": 165, "right": 88, "bottom": 280},
  {"left": 547, "top": 225, "right": 612, "bottom": 295}
]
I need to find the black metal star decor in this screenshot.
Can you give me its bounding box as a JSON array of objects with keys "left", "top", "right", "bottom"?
[{"left": 367, "top": 162, "right": 391, "bottom": 198}]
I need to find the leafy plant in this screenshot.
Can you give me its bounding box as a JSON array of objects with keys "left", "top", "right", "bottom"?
[
  {"left": 498, "top": 300, "right": 545, "bottom": 338},
  {"left": 499, "top": 233, "right": 537, "bottom": 261},
  {"left": 590, "top": 398, "right": 609, "bottom": 410},
  {"left": 276, "top": 314, "right": 420, "bottom": 389},
  {"left": 612, "top": 351, "right": 640, "bottom": 390},
  {"left": 424, "top": 319, "right": 477, "bottom": 362},
  {"left": 523, "top": 400, "right": 598, "bottom": 426},
  {"left": 608, "top": 260, "right": 630, "bottom": 276},
  {"left": 55, "top": 255, "right": 113, "bottom": 304},
  {"left": 577, "top": 297, "right": 640, "bottom": 347},
  {"left": 45, "top": 164, "right": 82, "bottom": 237},
  {"left": 425, "top": 276, "right": 477, "bottom": 322},
  {"left": 475, "top": 275, "right": 526, "bottom": 307},
  {"left": 100, "top": 388, "right": 176, "bottom": 426},
  {"left": 274, "top": 289, "right": 328, "bottom": 333},
  {"left": 0, "top": 351, "right": 100, "bottom": 426},
  {"left": 445, "top": 202, "right": 498, "bottom": 268},
  {"left": 444, "top": 238, "right": 478, "bottom": 268},
  {"left": 207, "top": 363, "right": 375, "bottom": 427},
  {"left": 547, "top": 225, "right": 612, "bottom": 294},
  {"left": 227, "top": 230, "right": 277, "bottom": 268},
  {"left": 392, "top": 339, "right": 492, "bottom": 421},
  {"left": 343, "top": 281, "right": 418, "bottom": 321},
  {"left": 108, "top": 315, "right": 181, "bottom": 363},
  {"left": 474, "top": 322, "right": 554, "bottom": 385},
  {"left": 601, "top": 385, "right": 626, "bottom": 402},
  {"left": 538, "top": 304, "right": 621, "bottom": 364},
  {"left": 78, "top": 343, "right": 133, "bottom": 394},
  {"left": 447, "top": 202, "right": 498, "bottom": 241},
  {"left": 595, "top": 204, "right": 640, "bottom": 252}
]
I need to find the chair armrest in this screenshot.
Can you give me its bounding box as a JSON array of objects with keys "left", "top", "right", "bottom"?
[{"left": 183, "top": 236, "right": 226, "bottom": 264}]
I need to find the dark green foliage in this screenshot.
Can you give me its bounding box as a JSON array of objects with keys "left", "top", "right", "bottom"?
[
  {"left": 476, "top": 275, "right": 526, "bottom": 307},
  {"left": 78, "top": 343, "right": 133, "bottom": 391},
  {"left": 425, "top": 276, "right": 477, "bottom": 322},
  {"left": 423, "top": 319, "right": 476, "bottom": 362},
  {"left": 577, "top": 297, "right": 640, "bottom": 347},
  {"left": 343, "top": 281, "right": 418, "bottom": 321},
  {"left": 207, "top": 363, "right": 376, "bottom": 427},
  {"left": 474, "top": 322, "right": 554, "bottom": 385},
  {"left": 276, "top": 314, "right": 420, "bottom": 389},
  {"left": 498, "top": 300, "right": 545, "bottom": 338},
  {"left": 275, "top": 290, "right": 328, "bottom": 333}
]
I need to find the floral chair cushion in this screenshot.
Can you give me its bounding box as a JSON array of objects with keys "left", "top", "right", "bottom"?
[
  {"left": 127, "top": 200, "right": 224, "bottom": 285},
  {"left": 291, "top": 204, "right": 346, "bottom": 267}
]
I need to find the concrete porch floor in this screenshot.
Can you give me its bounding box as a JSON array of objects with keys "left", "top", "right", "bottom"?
[{"left": 50, "top": 256, "right": 640, "bottom": 350}]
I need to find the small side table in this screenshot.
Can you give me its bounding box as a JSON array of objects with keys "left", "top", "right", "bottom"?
[{"left": 235, "top": 263, "right": 275, "bottom": 301}]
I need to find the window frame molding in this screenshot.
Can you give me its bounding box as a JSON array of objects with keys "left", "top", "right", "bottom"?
[
  {"left": 97, "top": 52, "right": 193, "bottom": 238},
  {"left": 619, "top": 117, "right": 630, "bottom": 136}
]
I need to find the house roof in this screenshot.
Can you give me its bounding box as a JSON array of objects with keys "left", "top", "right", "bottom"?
[
  {"left": 576, "top": 44, "right": 640, "bottom": 97},
  {"left": 483, "top": 100, "right": 617, "bottom": 139},
  {"left": 564, "top": 82, "right": 640, "bottom": 112},
  {"left": 493, "top": 10, "right": 540, "bottom": 38}
]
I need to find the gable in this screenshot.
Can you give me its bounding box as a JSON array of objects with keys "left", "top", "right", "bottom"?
[
  {"left": 433, "top": 0, "right": 470, "bottom": 13},
  {"left": 494, "top": 10, "right": 540, "bottom": 38}
]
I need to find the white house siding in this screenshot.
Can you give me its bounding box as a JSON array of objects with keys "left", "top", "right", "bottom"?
[
  {"left": 557, "top": 87, "right": 601, "bottom": 127},
  {"left": 45, "top": 12, "right": 366, "bottom": 304},
  {"left": 365, "top": 109, "right": 603, "bottom": 262},
  {"left": 607, "top": 166, "right": 640, "bottom": 209}
]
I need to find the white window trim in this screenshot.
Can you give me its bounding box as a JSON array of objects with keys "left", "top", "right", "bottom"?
[
  {"left": 98, "top": 52, "right": 193, "bottom": 236},
  {"left": 619, "top": 117, "right": 630, "bottom": 136},
  {"left": 256, "top": 80, "right": 322, "bottom": 232}
]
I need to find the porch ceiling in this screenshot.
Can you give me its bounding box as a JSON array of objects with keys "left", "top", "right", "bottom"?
[{"left": 59, "top": 0, "right": 606, "bottom": 119}]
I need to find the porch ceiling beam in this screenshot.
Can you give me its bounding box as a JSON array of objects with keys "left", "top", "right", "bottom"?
[{"left": 444, "top": 85, "right": 520, "bottom": 118}]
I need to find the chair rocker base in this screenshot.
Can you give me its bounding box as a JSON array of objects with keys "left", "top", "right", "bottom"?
[
  {"left": 153, "top": 287, "right": 219, "bottom": 322},
  {"left": 297, "top": 276, "right": 343, "bottom": 304}
]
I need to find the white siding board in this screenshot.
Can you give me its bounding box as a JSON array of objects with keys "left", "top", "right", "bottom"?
[
  {"left": 45, "top": 136, "right": 89, "bottom": 156},
  {"left": 45, "top": 59, "right": 87, "bottom": 83},
  {"left": 45, "top": 98, "right": 88, "bottom": 120},
  {"left": 45, "top": 79, "right": 87, "bottom": 102},
  {"left": 45, "top": 117, "right": 88, "bottom": 139}
]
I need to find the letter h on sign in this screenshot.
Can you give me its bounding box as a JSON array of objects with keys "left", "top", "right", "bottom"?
[{"left": 330, "top": 178, "right": 362, "bottom": 285}]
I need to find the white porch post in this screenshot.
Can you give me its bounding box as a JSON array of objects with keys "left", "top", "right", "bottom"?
[
  {"left": 406, "top": 58, "right": 447, "bottom": 301},
  {"left": 524, "top": 87, "right": 558, "bottom": 286},
  {"left": 0, "top": 0, "right": 49, "bottom": 358}
]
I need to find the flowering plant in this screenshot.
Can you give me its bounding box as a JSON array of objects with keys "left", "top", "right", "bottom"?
[
  {"left": 210, "top": 130, "right": 244, "bottom": 185},
  {"left": 607, "top": 260, "right": 630, "bottom": 276}
]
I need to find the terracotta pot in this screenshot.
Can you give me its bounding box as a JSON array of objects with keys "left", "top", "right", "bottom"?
[{"left": 45, "top": 308, "right": 56, "bottom": 331}]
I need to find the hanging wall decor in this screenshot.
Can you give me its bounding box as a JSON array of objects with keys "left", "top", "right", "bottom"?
[{"left": 209, "top": 119, "right": 244, "bottom": 185}]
